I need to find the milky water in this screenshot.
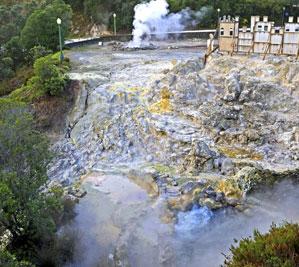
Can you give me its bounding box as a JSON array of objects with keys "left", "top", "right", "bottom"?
[{"left": 67, "top": 174, "right": 299, "bottom": 267}]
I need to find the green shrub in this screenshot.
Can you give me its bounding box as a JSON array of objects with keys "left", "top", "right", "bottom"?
[
  {"left": 0, "top": 56, "right": 14, "bottom": 81},
  {"left": 10, "top": 53, "right": 69, "bottom": 101},
  {"left": 33, "top": 53, "right": 69, "bottom": 96},
  {"left": 25, "top": 45, "right": 52, "bottom": 66},
  {"left": 224, "top": 223, "right": 299, "bottom": 267},
  {"left": 37, "top": 228, "right": 79, "bottom": 266},
  {"left": 0, "top": 249, "right": 33, "bottom": 267}
]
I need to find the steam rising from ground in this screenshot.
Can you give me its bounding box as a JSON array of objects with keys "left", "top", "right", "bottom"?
[
  {"left": 69, "top": 177, "right": 299, "bottom": 267},
  {"left": 128, "top": 0, "right": 209, "bottom": 47},
  {"left": 172, "top": 180, "right": 299, "bottom": 266}
]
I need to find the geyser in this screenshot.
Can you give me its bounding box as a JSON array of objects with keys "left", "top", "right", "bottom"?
[{"left": 128, "top": 0, "right": 209, "bottom": 48}]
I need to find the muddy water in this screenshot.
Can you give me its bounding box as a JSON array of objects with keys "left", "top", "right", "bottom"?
[{"left": 67, "top": 172, "right": 299, "bottom": 267}]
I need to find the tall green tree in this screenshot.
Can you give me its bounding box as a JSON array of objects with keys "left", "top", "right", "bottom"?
[{"left": 21, "top": 0, "right": 72, "bottom": 51}]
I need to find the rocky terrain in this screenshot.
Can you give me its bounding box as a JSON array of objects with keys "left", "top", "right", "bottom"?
[{"left": 49, "top": 44, "right": 299, "bottom": 212}]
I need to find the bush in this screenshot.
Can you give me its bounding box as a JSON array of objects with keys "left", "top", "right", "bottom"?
[
  {"left": 0, "top": 249, "right": 33, "bottom": 267},
  {"left": 25, "top": 45, "right": 52, "bottom": 65},
  {"left": 37, "top": 228, "right": 79, "bottom": 266},
  {"left": 0, "top": 56, "right": 14, "bottom": 81},
  {"left": 33, "top": 53, "right": 69, "bottom": 96},
  {"left": 11, "top": 53, "right": 69, "bottom": 101},
  {"left": 224, "top": 223, "right": 299, "bottom": 267}
]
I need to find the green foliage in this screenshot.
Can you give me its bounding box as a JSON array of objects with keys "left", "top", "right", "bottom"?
[
  {"left": 0, "top": 99, "right": 52, "bottom": 257},
  {"left": 11, "top": 53, "right": 69, "bottom": 101},
  {"left": 0, "top": 4, "right": 32, "bottom": 44},
  {"left": 0, "top": 2, "right": 54, "bottom": 89},
  {"left": 4, "top": 36, "right": 25, "bottom": 70},
  {"left": 224, "top": 223, "right": 299, "bottom": 267},
  {"left": 66, "top": 0, "right": 298, "bottom": 31},
  {"left": 25, "top": 45, "right": 52, "bottom": 65},
  {"left": 66, "top": 0, "right": 140, "bottom": 30},
  {"left": 21, "top": 0, "right": 72, "bottom": 51},
  {"left": 0, "top": 66, "right": 33, "bottom": 97},
  {"left": 113, "top": 0, "right": 140, "bottom": 30},
  {"left": 36, "top": 228, "right": 78, "bottom": 266},
  {"left": 33, "top": 54, "right": 68, "bottom": 96},
  {"left": 0, "top": 98, "right": 76, "bottom": 265},
  {"left": 0, "top": 249, "right": 33, "bottom": 267},
  {"left": 0, "top": 56, "right": 14, "bottom": 81}
]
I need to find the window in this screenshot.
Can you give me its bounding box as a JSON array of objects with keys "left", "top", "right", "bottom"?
[
  {"left": 220, "top": 28, "right": 224, "bottom": 36},
  {"left": 285, "top": 28, "right": 290, "bottom": 32},
  {"left": 230, "top": 28, "right": 233, "bottom": 36},
  {"left": 264, "top": 25, "right": 268, "bottom": 32},
  {"left": 295, "top": 27, "right": 299, "bottom": 32}
]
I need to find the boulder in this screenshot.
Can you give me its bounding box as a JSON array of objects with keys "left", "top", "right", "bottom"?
[
  {"left": 223, "top": 71, "right": 241, "bottom": 102},
  {"left": 199, "top": 198, "right": 224, "bottom": 210},
  {"left": 221, "top": 158, "right": 234, "bottom": 175},
  {"left": 180, "top": 181, "right": 196, "bottom": 194},
  {"left": 233, "top": 166, "right": 263, "bottom": 193},
  {"left": 182, "top": 141, "right": 218, "bottom": 173}
]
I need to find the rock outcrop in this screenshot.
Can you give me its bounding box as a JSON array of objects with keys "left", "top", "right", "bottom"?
[{"left": 49, "top": 48, "right": 299, "bottom": 211}]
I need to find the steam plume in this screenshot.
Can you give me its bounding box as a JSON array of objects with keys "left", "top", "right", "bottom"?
[{"left": 128, "top": 0, "right": 209, "bottom": 48}]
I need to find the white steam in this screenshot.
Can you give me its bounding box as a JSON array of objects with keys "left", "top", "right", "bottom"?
[{"left": 128, "top": 0, "right": 209, "bottom": 48}]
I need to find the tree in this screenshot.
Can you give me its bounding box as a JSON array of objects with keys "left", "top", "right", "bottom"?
[
  {"left": 21, "top": 0, "right": 72, "bottom": 51},
  {"left": 0, "top": 3, "right": 38, "bottom": 45},
  {"left": 4, "top": 37, "right": 25, "bottom": 70},
  {"left": 0, "top": 99, "right": 64, "bottom": 261},
  {"left": 0, "top": 56, "right": 14, "bottom": 81}
]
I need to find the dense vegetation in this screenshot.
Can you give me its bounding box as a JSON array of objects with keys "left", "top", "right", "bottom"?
[
  {"left": 0, "top": 0, "right": 71, "bottom": 96},
  {"left": 0, "top": 99, "right": 76, "bottom": 266},
  {"left": 0, "top": 1, "right": 73, "bottom": 265},
  {"left": 21, "top": 1, "right": 72, "bottom": 51},
  {"left": 11, "top": 53, "right": 70, "bottom": 102},
  {"left": 224, "top": 223, "right": 299, "bottom": 267}
]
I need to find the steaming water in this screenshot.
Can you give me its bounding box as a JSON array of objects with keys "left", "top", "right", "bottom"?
[
  {"left": 67, "top": 175, "right": 299, "bottom": 267},
  {"left": 175, "top": 206, "right": 213, "bottom": 234}
]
